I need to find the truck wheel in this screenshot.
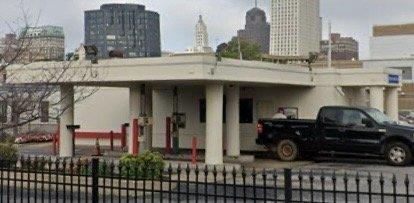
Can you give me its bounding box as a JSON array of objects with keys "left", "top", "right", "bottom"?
[
  {"left": 276, "top": 139, "right": 298, "bottom": 162},
  {"left": 385, "top": 142, "right": 412, "bottom": 166}
]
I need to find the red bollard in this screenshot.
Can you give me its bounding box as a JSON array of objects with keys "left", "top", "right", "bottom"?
[
  {"left": 165, "top": 117, "right": 172, "bottom": 154},
  {"left": 110, "top": 130, "right": 114, "bottom": 151},
  {"left": 121, "top": 124, "right": 127, "bottom": 148},
  {"left": 132, "top": 119, "right": 139, "bottom": 155},
  {"left": 191, "top": 137, "right": 198, "bottom": 164},
  {"left": 52, "top": 133, "right": 57, "bottom": 155}
]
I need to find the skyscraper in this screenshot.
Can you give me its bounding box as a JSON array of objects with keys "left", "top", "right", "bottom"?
[
  {"left": 269, "top": 0, "right": 322, "bottom": 57},
  {"left": 187, "top": 15, "right": 213, "bottom": 53},
  {"left": 237, "top": 3, "right": 270, "bottom": 53},
  {"left": 84, "top": 4, "right": 161, "bottom": 59}
]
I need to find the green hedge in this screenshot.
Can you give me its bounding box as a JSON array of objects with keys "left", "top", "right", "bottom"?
[
  {"left": 0, "top": 143, "right": 19, "bottom": 164},
  {"left": 119, "top": 151, "right": 165, "bottom": 179}
]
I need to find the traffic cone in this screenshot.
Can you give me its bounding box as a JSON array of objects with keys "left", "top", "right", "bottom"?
[{"left": 93, "top": 138, "right": 102, "bottom": 156}]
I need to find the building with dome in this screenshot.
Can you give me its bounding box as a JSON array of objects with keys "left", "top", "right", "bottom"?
[{"left": 237, "top": 4, "right": 270, "bottom": 54}]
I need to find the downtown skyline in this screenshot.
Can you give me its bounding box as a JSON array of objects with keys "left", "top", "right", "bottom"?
[{"left": 1, "top": 0, "right": 414, "bottom": 59}]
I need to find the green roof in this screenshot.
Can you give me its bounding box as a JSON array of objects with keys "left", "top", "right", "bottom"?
[{"left": 20, "top": 26, "right": 64, "bottom": 38}]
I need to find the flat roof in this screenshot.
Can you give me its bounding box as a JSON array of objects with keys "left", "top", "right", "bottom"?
[{"left": 7, "top": 55, "right": 401, "bottom": 88}]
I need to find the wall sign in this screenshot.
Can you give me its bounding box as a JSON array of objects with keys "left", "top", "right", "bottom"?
[{"left": 388, "top": 74, "right": 400, "bottom": 84}]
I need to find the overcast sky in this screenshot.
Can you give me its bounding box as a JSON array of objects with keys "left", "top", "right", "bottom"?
[{"left": 1, "top": 0, "right": 414, "bottom": 59}]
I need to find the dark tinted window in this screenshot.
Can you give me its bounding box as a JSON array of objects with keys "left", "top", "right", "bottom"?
[
  {"left": 199, "top": 97, "right": 226, "bottom": 123},
  {"left": 340, "top": 109, "right": 368, "bottom": 127},
  {"left": 320, "top": 108, "right": 340, "bottom": 125},
  {"left": 40, "top": 101, "right": 49, "bottom": 123},
  {"left": 0, "top": 101, "right": 6, "bottom": 123},
  {"left": 240, "top": 98, "right": 253, "bottom": 123}
]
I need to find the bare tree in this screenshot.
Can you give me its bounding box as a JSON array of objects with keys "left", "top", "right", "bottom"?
[{"left": 0, "top": 4, "right": 100, "bottom": 136}]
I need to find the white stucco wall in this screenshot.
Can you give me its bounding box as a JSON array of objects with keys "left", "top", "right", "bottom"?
[
  {"left": 149, "top": 85, "right": 350, "bottom": 151},
  {"left": 74, "top": 87, "right": 129, "bottom": 132}
]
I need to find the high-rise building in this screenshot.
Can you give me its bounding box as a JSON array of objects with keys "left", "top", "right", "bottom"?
[
  {"left": 19, "top": 26, "right": 65, "bottom": 63},
  {"left": 187, "top": 15, "right": 213, "bottom": 53},
  {"left": 269, "top": 0, "right": 322, "bottom": 57},
  {"left": 370, "top": 23, "right": 414, "bottom": 59},
  {"left": 237, "top": 3, "right": 270, "bottom": 53},
  {"left": 320, "top": 33, "right": 359, "bottom": 61},
  {"left": 84, "top": 4, "right": 161, "bottom": 59}
]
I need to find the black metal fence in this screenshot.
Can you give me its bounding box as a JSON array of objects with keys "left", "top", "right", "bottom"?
[{"left": 0, "top": 157, "right": 413, "bottom": 202}]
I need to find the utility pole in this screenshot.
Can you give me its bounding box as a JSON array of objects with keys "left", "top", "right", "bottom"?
[
  {"left": 238, "top": 36, "right": 243, "bottom": 61},
  {"left": 328, "top": 22, "right": 332, "bottom": 69}
]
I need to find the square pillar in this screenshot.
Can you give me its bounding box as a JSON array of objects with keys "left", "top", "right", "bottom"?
[
  {"left": 59, "top": 85, "right": 74, "bottom": 157},
  {"left": 205, "top": 83, "right": 224, "bottom": 165},
  {"left": 370, "top": 87, "right": 384, "bottom": 112},
  {"left": 129, "top": 86, "right": 141, "bottom": 154},
  {"left": 226, "top": 85, "right": 240, "bottom": 157},
  {"left": 386, "top": 87, "right": 399, "bottom": 121}
]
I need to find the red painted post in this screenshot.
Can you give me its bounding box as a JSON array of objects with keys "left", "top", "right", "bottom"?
[
  {"left": 52, "top": 133, "right": 57, "bottom": 155},
  {"left": 165, "top": 117, "right": 172, "bottom": 154},
  {"left": 56, "top": 125, "right": 60, "bottom": 154},
  {"left": 121, "top": 124, "right": 127, "bottom": 148},
  {"left": 132, "top": 119, "right": 139, "bottom": 155},
  {"left": 191, "top": 137, "right": 198, "bottom": 164},
  {"left": 110, "top": 130, "right": 114, "bottom": 151}
]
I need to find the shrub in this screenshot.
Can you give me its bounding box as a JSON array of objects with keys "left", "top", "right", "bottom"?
[
  {"left": 119, "top": 151, "right": 165, "bottom": 179},
  {"left": 0, "top": 143, "right": 19, "bottom": 165}
]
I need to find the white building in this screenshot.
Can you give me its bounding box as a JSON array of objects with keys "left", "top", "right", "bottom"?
[
  {"left": 9, "top": 55, "right": 401, "bottom": 165},
  {"left": 370, "top": 36, "right": 414, "bottom": 60},
  {"left": 187, "top": 15, "right": 213, "bottom": 54},
  {"left": 365, "top": 24, "right": 414, "bottom": 83},
  {"left": 364, "top": 58, "right": 414, "bottom": 82},
  {"left": 269, "top": 0, "right": 322, "bottom": 57},
  {"left": 370, "top": 23, "right": 414, "bottom": 60}
]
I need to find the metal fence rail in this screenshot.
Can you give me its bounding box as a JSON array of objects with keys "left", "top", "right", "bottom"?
[{"left": 0, "top": 157, "right": 413, "bottom": 202}]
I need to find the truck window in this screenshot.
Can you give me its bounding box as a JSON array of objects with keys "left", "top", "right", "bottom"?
[
  {"left": 340, "top": 109, "right": 368, "bottom": 127},
  {"left": 321, "top": 108, "right": 340, "bottom": 125}
]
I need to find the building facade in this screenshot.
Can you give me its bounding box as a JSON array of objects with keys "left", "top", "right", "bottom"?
[
  {"left": 84, "top": 4, "right": 161, "bottom": 59},
  {"left": 370, "top": 23, "right": 414, "bottom": 60},
  {"left": 187, "top": 15, "right": 213, "bottom": 53},
  {"left": 237, "top": 6, "right": 270, "bottom": 53},
  {"left": 269, "top": 0, "right": 322, "bottom": 57},
  {"left": 19, "top": 26, "right": 65, "bottom": 63},
  {"left": 0, "top": 34, "right": 18, "bottom": 63},
  {"left": 9, "top": 55, "right": 401, "bottom": 164},
  {"left": 320, "top": 33, "right": 359, "bottom": 61}
]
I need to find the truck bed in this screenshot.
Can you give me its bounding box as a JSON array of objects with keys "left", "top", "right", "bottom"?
[{"left": 256, "top": 118, "right": 316, "bottom": 148}]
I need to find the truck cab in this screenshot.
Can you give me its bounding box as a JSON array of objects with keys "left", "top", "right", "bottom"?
[{"left": 256, "top": 106, "right": 414, "bottom": 166}]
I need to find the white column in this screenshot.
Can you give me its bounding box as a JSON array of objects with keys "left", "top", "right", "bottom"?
[
  {"left": 205, "top": 83, "right": 224, "bottom": 165},
  {"left": 59, "top": 85, "right": 74, "bottom": 157},
  {"left": 370, "top": 87, "right": 384, "bottom": 112},
  {"left": 386, "top": 88, "right": 399, "bottom": 121},
  {"left": 226, "top": 85, "right": 240, "bottom": 157},
  {"left": 128, "top": 86, "right": 141, "bottom": 154}
]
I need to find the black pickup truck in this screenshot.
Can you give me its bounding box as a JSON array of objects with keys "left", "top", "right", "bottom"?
[{"left": 256, "top": 106, "right": 414, "bottom": 166}]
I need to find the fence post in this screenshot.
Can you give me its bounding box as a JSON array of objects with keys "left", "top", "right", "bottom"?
[
  {"left": 91, "top": 158, "right": 99, "bottom": 203},
  {"left": 284, "top": 168, "right": 292, "bottom": 203}
]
